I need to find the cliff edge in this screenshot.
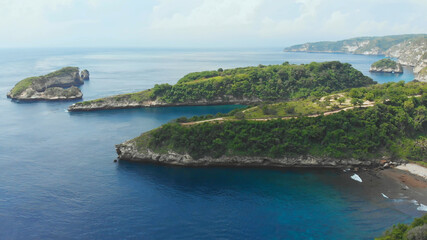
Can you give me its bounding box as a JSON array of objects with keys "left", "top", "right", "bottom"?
[{"left": 116, "top": 139, "right": 374, "bottom": 168}]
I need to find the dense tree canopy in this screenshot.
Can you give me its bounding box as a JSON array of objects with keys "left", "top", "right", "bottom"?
[
  {"left": 149, "top": 61, "right": 375, "bottom": 103},
  {"left": 144, "top": 91, "right": 426, "bottom": 161}
]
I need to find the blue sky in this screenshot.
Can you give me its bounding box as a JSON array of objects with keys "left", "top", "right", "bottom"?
[{"left": 1, "top": 0, "right": 426, "bottom": 48}]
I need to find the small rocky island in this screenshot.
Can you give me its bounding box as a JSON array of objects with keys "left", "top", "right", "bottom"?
[
  {"left": 369, "top": 59, "right": 403, "bottom": 73},
  {"left": 7, "top": 67, "right": 89, "bottom": 101}
]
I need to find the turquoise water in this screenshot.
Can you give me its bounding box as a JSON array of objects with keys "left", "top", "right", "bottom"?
[{"left": 0, "top": 48, "right": 420, "bottom": 239}]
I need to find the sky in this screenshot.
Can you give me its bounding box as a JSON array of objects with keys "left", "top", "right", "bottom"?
[{"left": 0, "top": 0, "right": 426, "bottom": 48}]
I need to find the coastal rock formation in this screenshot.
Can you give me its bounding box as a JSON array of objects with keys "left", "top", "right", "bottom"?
[
  {"left": 115, "top": 140, "right": 375, "bottom": 168},
  {"left": 369, "top": 59, "right": 403, "bottom": 73},
  {"left": 80, "top": 69, "right": 90, "bottom": 80},
  {"left": 284, "top": 34, "right": 426, "bottom": 55},
  {"left": 68, "top": 95, "right": 261, "bottom": 111},
  {"left": 7, "top": 67, "right": 89, "bottom": 101},
  {"left": 285, "top": 34, "right": 427, "bottom": 79},
  {"left": 386, "top": 37, "right": 426, "bottom": 67},
  {"left": 415, "top": 66, "right": 427, "bottom": 82}
]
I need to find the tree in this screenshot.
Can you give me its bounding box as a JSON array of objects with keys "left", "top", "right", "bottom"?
[
  {"left": 365, "top": 92, "right": 374, "bottom": 101},
  {"left": 337, "top": 97, "right": 346, "bottom": 105},
  {"left": 234, "top": 111, "right": 245, "bottom": 119},
  {"left": 404, "top": 100, "right": 415, "bottom": 113},
  {"left": 351, "top": 98, "right": 363, "bottom": 107},
  {"left": 284, "top": 105, "right": 295, "bottom": 114},
  {"left": 262, "top": 105, "right": 277, "bottom": 115}
]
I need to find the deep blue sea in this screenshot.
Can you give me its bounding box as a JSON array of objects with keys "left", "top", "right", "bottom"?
[{"left": 0, "top": 48, "right": 420, "bottom": 240}]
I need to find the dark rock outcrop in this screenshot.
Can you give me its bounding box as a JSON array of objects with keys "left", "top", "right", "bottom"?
[
  {"left": 80, "top": 69, "right": 90, "bottom": 80},
  {"left": 7, "top": 67, "right": 88, "bottom": 101}
]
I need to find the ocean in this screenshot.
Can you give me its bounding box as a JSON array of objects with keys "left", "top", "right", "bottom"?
[{"left": 0, "top": 48, "right": 420, "bottom": 239}]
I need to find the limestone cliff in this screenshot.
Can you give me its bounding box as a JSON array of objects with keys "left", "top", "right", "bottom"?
[
  {"left": 284, "top": 34, "right": 426, "bottom": 55},
  {"left": 285, "top": 34, "right": 427, "bottom": 81},
  {"left": 7, "top": 67, "right": 89, "bottom": 101},
  {"left": 68, "top": 94, "right": 261, "bottom": 111},
  {"left": 415, "top": 66, "right": 427, "bottom": 82},
  {"left": 116, "top": 139, "right": 375, "bottom": 168}
]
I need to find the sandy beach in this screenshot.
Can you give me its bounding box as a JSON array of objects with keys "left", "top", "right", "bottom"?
[{"left": 396, "top": 163, "right": 427, "bottom": 180}]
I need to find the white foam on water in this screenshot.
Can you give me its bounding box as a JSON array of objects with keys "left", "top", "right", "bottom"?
[
  {"left": 64, "top": 109, "right": 68, "bottom": 113},
  {"left": 417, "top": 204, "right": 427, "bottom": 212},
  {"left": 381, "top": 193, "right": 389, "bottom": 199},
  {"left": 351, "top": 174, "right": 362, "bottom": 182}
]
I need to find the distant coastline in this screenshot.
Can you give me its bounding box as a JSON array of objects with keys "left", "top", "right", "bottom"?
[{"left": 284, "top": 34, "right": 426, "bottom": 81}]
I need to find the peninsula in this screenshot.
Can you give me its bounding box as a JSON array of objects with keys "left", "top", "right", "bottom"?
[
  {"left": 68, "top": 61, "right": 374, "bottom": 111},
  {"left": 284, "top": 34, "right": 427, "bottom": 81},
  {"left": 7, "top": 67, "right": 89, "bottom": 101},
  {"left": 116, "top": 81, "right": 426, "bottom": 168}
]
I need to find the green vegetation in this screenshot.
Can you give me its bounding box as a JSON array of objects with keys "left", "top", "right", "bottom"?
[
  {"left": 284, "top": 34, "right": 427, "bottom": 54},
  {"left": 175, "top": 81, "right": 426, "bottom": 122},
  {"left": 9, "top": 67, "right": 79, "bottom": 96},
  {"left": 10, "top": 77, "right": 34, "bottom": 96},
  {"left": 372, "top": 59, "right": 398, "bottom": 69},
  {"left": 73, "top": 61, "right": 375, "bottom": 107},
  {"left": 151, "top": 61, "right": 374, "bottom": 103},
  {"left": 44, "top": 67, "right": 78, "bottom": 78},
  {"left": 376, "top": 214, "right": 427, "bottom": 240},
  {"left": 137, "top": 83, "right": 426, "bottom": 161}
]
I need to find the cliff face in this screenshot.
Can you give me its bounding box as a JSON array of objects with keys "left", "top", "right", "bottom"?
[
  {"left": 386, "top": 37, "right": 426, "bottom": 67},
  {"left": 285, "top": 34, "right": 427, "bottom": 81},
  {"left": 284, "top": 34, "right": 426, "bottom": 55},
  {"left": 7, "top": 67, "right": 90, "bottom": 101},
  {"left": 115, "top": 140, "right": 376, "bottom": 168},
  {"left": 415, "top": 66, "right": 427, "bottom": 82},
  {"left": 68, "top": 95, "right": 262, "bottom": 111},
  {"left": 369, "top": 65, "right": 403, "bottom": 73}
]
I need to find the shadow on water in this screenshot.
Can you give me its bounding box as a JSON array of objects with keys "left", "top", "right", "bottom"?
[{"left": 115, "top": 160, "right": 343, "bottom": 196}]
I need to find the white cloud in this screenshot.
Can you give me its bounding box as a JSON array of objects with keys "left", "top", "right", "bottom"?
[
  {"left": 0, "top": 0, "right": 425, "bottom": 47},
  {"left": 150, "top": 0, "right": 263, "bottom": 29}
]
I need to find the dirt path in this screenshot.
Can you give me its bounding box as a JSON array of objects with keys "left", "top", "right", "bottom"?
[{"left": 181, "top": 103, "right": 375, "bottom": 126}]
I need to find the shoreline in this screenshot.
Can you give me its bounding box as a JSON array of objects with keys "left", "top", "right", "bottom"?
[
  {"left": 118, "top": 156, "right": 427, "bottom": 214},
  {"left": 351, "top": 167, "right": 427, "bottom": 214}
]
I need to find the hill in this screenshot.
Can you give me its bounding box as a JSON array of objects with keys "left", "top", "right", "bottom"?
[
  {"left": 116, "top": 81, "right": 427, "bottom": 167},
  {"left": 68, "top": 61, "right": 374, "bottom": 111}
]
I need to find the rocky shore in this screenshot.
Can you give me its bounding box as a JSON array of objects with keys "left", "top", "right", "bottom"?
[
  {"left": 68, "top": 96, "right": 261, "bottom": 111},
  {"left": 116, "top": 140, "right": 375, "bottom": 168},
  {"left": 7, "top": 67, "right": 89, "bottom": 101},
  {"left": 116, "top": 139, "right": 427, "bottom": 213}
]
